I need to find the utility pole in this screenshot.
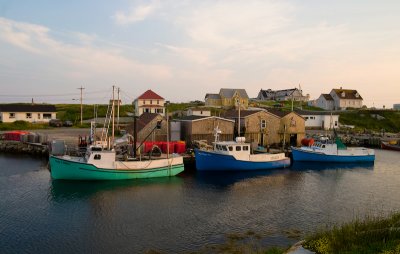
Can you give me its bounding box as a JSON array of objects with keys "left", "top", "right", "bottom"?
[
  {"left": 112, "top": 85, "right": 115, "bottom": 145},
  {"left": 78, "top": 86, "right": 85, "bottom": 125},
  {"left": 117, "top": 87, "right": 120, "bottom": 130}
]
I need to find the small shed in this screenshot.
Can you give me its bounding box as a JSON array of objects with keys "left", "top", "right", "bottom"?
[
  {"left": 223, "top": 109, "right": 281, "bottom": 147},
  {"left": 180, "top": 115, "right": 235, "bottom": 146},
  {"left": 268, "top": 110, "right": 305, "bottom": 147}
]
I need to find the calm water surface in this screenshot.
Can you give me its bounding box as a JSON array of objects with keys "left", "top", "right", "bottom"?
[{"left": 1, "top": 150, "right": 400, "bottom": 253}]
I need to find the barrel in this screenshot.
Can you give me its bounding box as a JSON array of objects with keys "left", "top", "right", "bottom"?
[
  {"left": 161, "top": 142, "right": 175, "bottom": 154},
  {"left": 174, "top": 142, "right": 186, "bottom": 154},
  {"left": 301, "top": 138, "right": 314, "bottom": 146}
]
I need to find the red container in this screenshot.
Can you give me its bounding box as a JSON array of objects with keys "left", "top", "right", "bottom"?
[
  {"left": 144, "top": 141, "right": 154, "bottom": 153},
  {"left": 161, "top": 142, "right": 175, "bottom": 154},
  {"left": 4, "top": 131, "right": 29, "bottom": 141},
  {"left": 174, "top": 142, "right": 186, "bottom": 154},
  {"left": 301, "top": 138, "right": 314, "bottom": 146}
]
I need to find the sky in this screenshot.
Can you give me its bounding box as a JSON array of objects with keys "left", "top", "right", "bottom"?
[{"left": 0, "top": 0, "right": 399, "bottom": 108}]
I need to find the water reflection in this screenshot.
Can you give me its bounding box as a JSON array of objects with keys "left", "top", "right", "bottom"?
[
  {"left": 291, "top": 161, "right": 375, "bottom": 171},
  {"left": 49, "top": 177, "right": 184, "bottom": 202},
  {"left": 193, "top": 169, "right": 290, "bottom": 188}
]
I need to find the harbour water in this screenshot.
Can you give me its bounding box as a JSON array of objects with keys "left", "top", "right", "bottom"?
[{"left": 1, "top": 150, "right": 400, "bottom": 253}]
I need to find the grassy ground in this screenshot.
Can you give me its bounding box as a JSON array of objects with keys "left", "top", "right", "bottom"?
[
  {"left": 0, "top": 121, "right": 50, "bottom": 131},
  {"left": 303, "top": 212, "right": 400, "bottom": 254},
  {"left": 338, "top": 110, "right": 400, "bottom": 133}
]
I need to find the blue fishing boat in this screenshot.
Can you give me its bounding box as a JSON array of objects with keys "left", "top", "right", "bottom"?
[
  {"left": 194, "top": 128, "right": 290, "bottom": 171},
  {"left": 291, "top": 138, "right": 375, "bottom": 163}
]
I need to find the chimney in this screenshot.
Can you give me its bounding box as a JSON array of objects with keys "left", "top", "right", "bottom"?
[{"left": 31, "top": 98, "right": 34, "bottom": 105}]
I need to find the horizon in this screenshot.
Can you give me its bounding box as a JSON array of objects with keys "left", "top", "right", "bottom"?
[{"left": 0, "top": 1, "right": 399, "bottom": 108}]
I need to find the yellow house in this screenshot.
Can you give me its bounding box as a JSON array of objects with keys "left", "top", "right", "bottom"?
[{"left": 205, "top": 88, "right": 249, "bottom": 109}]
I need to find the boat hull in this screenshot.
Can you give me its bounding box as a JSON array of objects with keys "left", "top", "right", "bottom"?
[
  {"left": 194, "top": 149, "right": 290, "bottom": 171},
  {"left": 49, "top": 156, "right": 184, "bottom": 180},
  {"left": 381, "top": 142, "right": 400, "bottom": 151},
  {"left": 291, "top": 147, "right": 375, "bottom": 162}
]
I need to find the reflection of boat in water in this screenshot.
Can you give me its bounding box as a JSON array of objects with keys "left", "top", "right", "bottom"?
[
  {"left": 291, "top": 137, "right": 375, "bottom": 163},
  {"left": 381, "top": 141, "right": 400, "bottom": 151},
  {"left": 194, "top": 128, "right": 290, "bottom": 171},
  {"left": 50, "top": 177, "right": 183, "bottom": 201},
  {"left": 194, "top": 169, "right": 289, "bottom": 187},
  {"left": 290, "top": 161, "right": 375, "bottom": 171}
]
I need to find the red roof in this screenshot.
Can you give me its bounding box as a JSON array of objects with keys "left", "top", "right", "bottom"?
[{"left": 137, "top": 90, "right": 164, "bottom": 100}]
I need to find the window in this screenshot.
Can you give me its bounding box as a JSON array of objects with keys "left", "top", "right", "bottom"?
[
  {"left": 236, "top": 146, "right": 242, "bottom": 151},
  {"left": 94, "top": 154, "right": 101, "bottom": 160},
  {"left": 9, "top": 113, "right": 15, "bottom": 118},
  {"left": 156, "top": 108, "right": 163, "bottom": 114},
  {"left": 222, "top": 146, "right": 228, "bottom": 151},
  {"left": 26, "top": 113, "right": 32, "bottom": 119},
  {"left": 150, "top": 100, "right": 153, "bottom": 104},
  {"left": 38, "top": 113, "right": 41, "bottom": 119},
  {"left": 305, "top": 117, "right": 309, "bottom": 120},
  {"left": 243, "top": 146, "right": 249, "bottom": 151},
  {"left": 261, "top": 119, "right": 266, "bottom": 129},
  {"left": 227, "top": 146, "right": 232, "bottom": 151},
  {"left": 43, "top": 114, "right": 51, "bottom": 119},
  {"left": 335, "top": 121, "right": 338, "bottom": 126},
  {"left": 157, "top": 100, "right": 159, "bottom": 104},
  {"left": 145, "top": 108, "right": 150, "bottom": 113}
]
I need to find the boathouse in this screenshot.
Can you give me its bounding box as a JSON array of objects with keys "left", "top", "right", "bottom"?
[
  {"left": 0, "top": 104, "right": 56, "bottom": 123},
  {"left": 223, "top": 109, "right": 281, "bottom": 147},
  {"left": 179, "top": 116, "right": 235, "bottom": 145},
  {"left": 268, "top": 109, "right": 305, "bottom": 147}
]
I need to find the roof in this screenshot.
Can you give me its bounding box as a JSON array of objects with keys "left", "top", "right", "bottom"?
[
  {"left": 136, "top": 90, "right": 164, "bottom": 100},
  {"left": 179, "top": 115, "right": 234, "bottom": 123},
  {"left": 219, "top": 88, "right": 249, "bottom": 99},
  {"left": 0, "top": 104, "right": 56, "bottom": 112},
  {"left": 321, "top": 94, "right": 334, "bottom": 101},
  {"left": 260, "top": 88, "right": 301, "bottom": 98},
  {"left": 332, "top": 89, "right": 363, "bottom": 100},
  {"left": 137, "top": 113, "right": 160, "bottom": 132},
  {"left": 205, "top": 93, "right": 221, "bottom": 100},
  {"left": 223, "top": 109, "right": 262, "bottom": 118},
  {"left": 294, "top": 109, "right": 339, "bottom": 116}
]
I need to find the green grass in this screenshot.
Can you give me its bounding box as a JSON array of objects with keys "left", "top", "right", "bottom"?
[
  {"left": 0, "top": 120, "right": 50, "bottom": 131},
  {"left": 339, "top": 110, "right": 400, "bottom": 133},
  {"left": 303, "top": 212, "right": 400, "bottom": 254},
  {"left": 55, "top": 104, "right": 134, "bottom": 123}
]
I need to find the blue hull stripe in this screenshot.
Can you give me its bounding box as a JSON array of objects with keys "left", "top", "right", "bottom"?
[{"left": 194, "top": 149, "right": 290, "bottom": 171}]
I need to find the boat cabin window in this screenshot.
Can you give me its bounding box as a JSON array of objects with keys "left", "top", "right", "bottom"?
[
  {"left": 222, "top": 146, "right": 228, "bottom": 151},
  {"left": 94, "top": 154, "right": 101, "bottom": 160},
  {"left": 236, "top": 146, "right": 241, "bottom": 151},
  {"left": 243, "top": 146, "right": 249, "bottom": 151},
  {"left": 91, "top": 147, "right": 102, "bottom": 151},
  {"left": 321, "top": 145, "right": 325, "bottom": 148},
  {"left": 227, "top": 146, "right": 233, "bottom": 151},
  {"left": 216, "top": 144, "right": 221, "bottom": 150}
]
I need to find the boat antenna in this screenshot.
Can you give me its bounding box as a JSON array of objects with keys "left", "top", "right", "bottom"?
[{"left": 112, "top": 85, "right": 115, "bottom": 147}]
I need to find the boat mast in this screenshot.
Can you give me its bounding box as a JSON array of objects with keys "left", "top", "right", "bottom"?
[
  {"left": 236, "top": 95, "right": 241, "bottom": 137},
  {"left": 112, "top": 85, "right": 115, "bottom": 147}
]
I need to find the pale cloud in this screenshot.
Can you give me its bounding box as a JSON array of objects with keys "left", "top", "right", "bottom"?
[
  {"left": 0, "top": 17, "right": 172, "bottom": 83},
  {"left": 113, "top": 0, "right": 160, "bottom": 25}
]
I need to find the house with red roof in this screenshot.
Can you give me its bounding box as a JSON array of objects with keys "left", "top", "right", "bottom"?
[{"left": 134, "top": 90, "right": 165, "bottom": 116}]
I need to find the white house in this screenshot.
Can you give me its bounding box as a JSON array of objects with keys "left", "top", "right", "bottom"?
[
  {"left": 0, "top": 104, "right": 57, "bottom": 123},
  {"left": 316, "top": 94, "right": 335, "bottom": 110},
  {"left": 329, "top": 88, "right": 363, "bottom": 110},
  {"left": 187, "top": 108, "right": 211, "bottom": 117},
  {"left": 295, "top": 110, "right": 339, "bottom": 130},
  {"left": 134, "top": 90, "right": 165, "bottom": 117}
]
